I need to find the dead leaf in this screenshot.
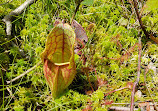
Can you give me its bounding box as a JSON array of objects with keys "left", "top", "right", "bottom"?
[{"left": 71, "top": 20, "right": 88, "bottom": 43}]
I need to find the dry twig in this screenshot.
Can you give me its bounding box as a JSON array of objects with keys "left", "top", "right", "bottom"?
[
  {"left": 130, "top": 37, "right": 141, "bottom": 111},
  {"left": 6, "top": 61, "right": 42, "bottom": 84},
  {"left": 132, "top": 0, "right": 158, "bottom": 44},
  {"left": 132, "top": 0, "right": 149, "bottom": 38},
  {"left": 2, "top": 0, "right": 37, "bottom": 36},
  {"left": 70, "top": 0, "right": 83, "bottom": 24}
]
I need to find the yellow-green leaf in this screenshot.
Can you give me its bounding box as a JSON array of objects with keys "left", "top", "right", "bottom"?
[{"left": 40, "top": 20, "right": 76, "bottom": 99}]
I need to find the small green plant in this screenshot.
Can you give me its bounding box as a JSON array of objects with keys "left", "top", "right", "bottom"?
[{"left": 0, "top": 0, "right": 157, "bottom": 110}]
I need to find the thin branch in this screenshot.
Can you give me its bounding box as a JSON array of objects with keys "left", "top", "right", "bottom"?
[
  {"left": 6, "top": 61, "right": 42, "bottom": 84},
  {"left": 70, "top": 0, "right": 83, "bottom": 24},
  {"left": 133, "top": 0, "right": 149, "bottom": 38},
  {"left": 130, "top": 37, "right": 141, "bottom": 111},
  {"left": 6, "top": 87, "right": 16, "bottom": 99},
  {"left": 6, "top": 87, "right": 12, "bottom": 96},
  {"left": 150, "top": 34, "right": 158, "bottom": 44},
  {"left": 2, "top": 0, "right": 37, "bottom": 36},
  {"left": 110, "top": 106, "right": 138, "bottom": 111},
  {"left": 112, "top": 102, "right": 158, "bottom": 105},
  {"left": 105, "top": 87, "right": 129, "bottom": 97},
  {"left": 86, "top": 72, "right": 94, "bottom": 92}
]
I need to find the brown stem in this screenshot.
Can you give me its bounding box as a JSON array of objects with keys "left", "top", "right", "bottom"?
[
  {"left": 110, "top": 106, "right": 138, "bottom": 111},
  {"left": 86, "top": 72, "right": 94, "bottom": 92},
  {"left": 70, "top": 0, "right": 83, "bottom": 24},
  {"left": 104, "top": 87, "right": 128, "bottom": 97},
  {"left": 133, "top": 0, "right": 149, "bottom": 38},
  {"left": 130, "top": 82, "right": 137, "bottom": 111},
  {"left": 130, "top": 37, "right": 141, "bottom": 111}
]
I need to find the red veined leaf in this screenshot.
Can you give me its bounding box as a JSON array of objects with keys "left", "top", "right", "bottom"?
[{"left": 40, "top": 21, "right": 76, "bottom": 99}]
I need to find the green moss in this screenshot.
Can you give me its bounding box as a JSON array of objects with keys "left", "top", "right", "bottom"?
[{"left": 0, "top": 0, "right": 157, "bottom": 110}]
